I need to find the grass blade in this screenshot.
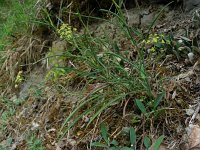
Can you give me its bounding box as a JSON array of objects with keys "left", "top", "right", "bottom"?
[
  {"left": 153, "top": 91, "right": 165, "bottom": 110},
  {"left": 100, "top": 123, "right": 109, "bottom": 144},
  {"left": 91, "top": 142, "right": 107, "bottom": 148},
  {"left": 147, "top": 1, "right": 174, "bottom": 34},
  {"left": 130, "top": 127, "right": 136, "bottom": 149}
]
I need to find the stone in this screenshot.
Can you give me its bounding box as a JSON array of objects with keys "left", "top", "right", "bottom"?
[
  {"left": 183, "top": 0, "right": 200, "bottom": 12},
  {"left": 47, "top": 40, "right": 67, "bottom": 69}
]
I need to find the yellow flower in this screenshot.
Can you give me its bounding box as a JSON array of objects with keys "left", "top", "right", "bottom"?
[
  {"left": 152, "top": 37, "right": 158, "bottom": 43},
  {"left": 57, "top": 23, "right": 76, "bottom": 41},
  {"left": 15, "top": 70, "right": 24, "bottom": 88},
  {"left": 146, "top": 40, "right": 151, "bottom": 44},
  {"left": 150, "top": 47, "right": 156, "bottom": 52},
  {"left": 161, "top": 39, "right": 165, "bottom": 44}
]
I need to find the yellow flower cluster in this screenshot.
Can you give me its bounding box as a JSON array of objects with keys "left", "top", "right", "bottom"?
[
  {"left": 15, "top": 71, "right": 23, "bottom": 88},
  {"left": 57, "top": 23, "right": 77, "bottom": 41},
  {"left": 141, "top": 34, "right": 170, "bottom": 52}
]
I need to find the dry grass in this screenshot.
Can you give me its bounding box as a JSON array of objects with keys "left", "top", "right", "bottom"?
[{"left": 1, "top": 36, "right": 48, "bottom": 81}]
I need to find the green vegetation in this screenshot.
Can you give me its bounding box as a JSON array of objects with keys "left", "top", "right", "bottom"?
[
  {"left": 1, "top": 0, "right": 196, "bottom": 149},
  {"left": 0, "top": 0, "right": 37, "bottom": 56},
  {"left": 57, "top": 2, "right": 167, "bottom": 141},
  {"left": 27, "top": 134, "right": 44, "bottom": 150},
  {"left": 91, "top": 124, "right": 164, "bottom": 150}
]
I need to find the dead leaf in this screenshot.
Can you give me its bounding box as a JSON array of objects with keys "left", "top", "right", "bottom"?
[{"left": 188, "top": 125, "right": 200, "bottom": 149}]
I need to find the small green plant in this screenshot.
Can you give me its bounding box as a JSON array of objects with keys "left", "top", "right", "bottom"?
[
  {"left": 91, "top": 124, "right": 164, "bottom": 150},
  {"left": 0, "top": 0, "right": 37, "bottom": 51},
  {"left": 0, "top": 96, "right": 24, "bottom": 141},
  {"left": 0, "top": 138, "right": 12, "bottom": 150},
  {"left": 27, "top": 134, "right": 44, "bottom": 150},
  {"left": 0, "top": 97, "right": 16, "bottom": 123},
  {"left": 45, "top": 67, "right": 66, "bottom": 81},
  {"left": 135, "top": 91, "right": 165, "bottom": 117}
]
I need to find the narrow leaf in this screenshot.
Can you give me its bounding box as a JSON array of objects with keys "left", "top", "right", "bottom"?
[
  {"left": 153, "top": 135, "right": 165, "bottom": 150},
  {"left": 130, "top": 127, "right": 136, "bottom": 147},
  {"left": 153, "top": 92, "right": 165, "bottom": 110},
  {"left": 100, "top": 123, "right": 109, "bottom": 144},
  {"left": 147, "top": 1, "right": 174, "bottom": 33},
  {"left": 135, "top": 99, "right": 146, "bottom": 114},
  {"left": 91, "top": 142, "right": 108, "bottom": 148},
  {"left": 120, "top": 147, "right": 133, "bottom": 150}
]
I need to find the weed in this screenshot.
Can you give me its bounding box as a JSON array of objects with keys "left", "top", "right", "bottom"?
[
  {"left": 57, "top": 0, "right": 167, "bottom": 140},
  {"left": 27, "top": 134, "right": 44, "bottom": 150},
  {"left": 0, "top": 96, "right": 24, "bottom": 133},
  {"left": 0, "top": 0, "right": 37, "bottom": 52},
  {"left": 91, "top": 123, "right": 164, "bottom": 150},
  {"left": 0, "top": 138, "right": 12, "bottom": 150}
]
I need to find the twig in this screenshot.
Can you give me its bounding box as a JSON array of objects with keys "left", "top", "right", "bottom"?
[
  {"left": 189, "top": 102, "right": 200, "bottom": 125},
  {"left": 19, "top": 54, "right": 66, "bottom": 67},
  {"left": 123, "top": 98, "right": 130, "bottom": 118},
  {"left": 135, "top": 0, "right": 140, "bottom": 9},
  {"left": 89, "top": 113, "right": 101, "bottom": 150},
  {"left": 110, "top": 126, "right": 121, "bottom": 138}
]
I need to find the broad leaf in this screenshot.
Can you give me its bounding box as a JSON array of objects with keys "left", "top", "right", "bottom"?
[
  {"left": 109, "top": 147, "right": 120, "bottom": 150},
  {"left": 144, "top": 136, "right": 151, "bottom": 149},
  {"left": 153, "top": 135, "right": 165, "bottom": 150},
  {"left": 135, "top": 99, "right": 146, "bottom": 114},
  {"left": 110, "top": 139, "right": 119, "bottom": 146}
]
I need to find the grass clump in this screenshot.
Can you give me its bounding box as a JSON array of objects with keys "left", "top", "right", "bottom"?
[
  {"left": 55, "top": 1, "right": 167, "bottom": 143},
  {"left": 27, "top": 134, "right": 44, "bottom": 150},
  {"left": 0, "top": 0, "right": 37, "bottom": 52}
]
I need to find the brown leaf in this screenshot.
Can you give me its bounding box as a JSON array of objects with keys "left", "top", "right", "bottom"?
[{"left": 188, "top": 125, "right": 200, "bottom": 149}]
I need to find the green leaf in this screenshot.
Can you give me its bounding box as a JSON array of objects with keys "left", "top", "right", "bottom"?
[
  {"left": 100, "top": 123, "right": 109, "bottom": 144},
  {"left": 109, "top": 147, "right": 120, "bottom": 150},
  {"left": 90, "top": 142, "right": 108, "bottom": 148},
  {"left": 130, "top": 127, "right": 136, "bottom": 147},
  {"left": 135, "top": 99, "right": 146, "bottom": 114},
  {"left": 153, "top": 135, "right": 165, "bottom": 150},
  {"left": 143, "top": 136, "right": 151, "bottom": 149},
  {"left": 120, "top": 147, "right": 133, "bottom": 150},
  {"left": 147, "top": 1, "right": 174, "bottom": 33},
  {"left": 153, "top": 92, "right": 165, "bottom": 110},
  {"left": 110, "top": 139, "right": 119, "bottom": 146}
]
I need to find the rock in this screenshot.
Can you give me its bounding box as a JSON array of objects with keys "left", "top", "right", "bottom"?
[
  {"left": 183, "top": 0, "right": 200, "bottom": 12},
  {"left": 47, "top": 40, "right": 67, "bottom": 69},
  {"left": 141, "top": 12, "right": 156, "bottom": 26},
  {"left": 126, "top": 11, "right": 140, "bottom": 27},
  {"left": 188, "top": 52, "right": 195, "bottom": 63}
]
